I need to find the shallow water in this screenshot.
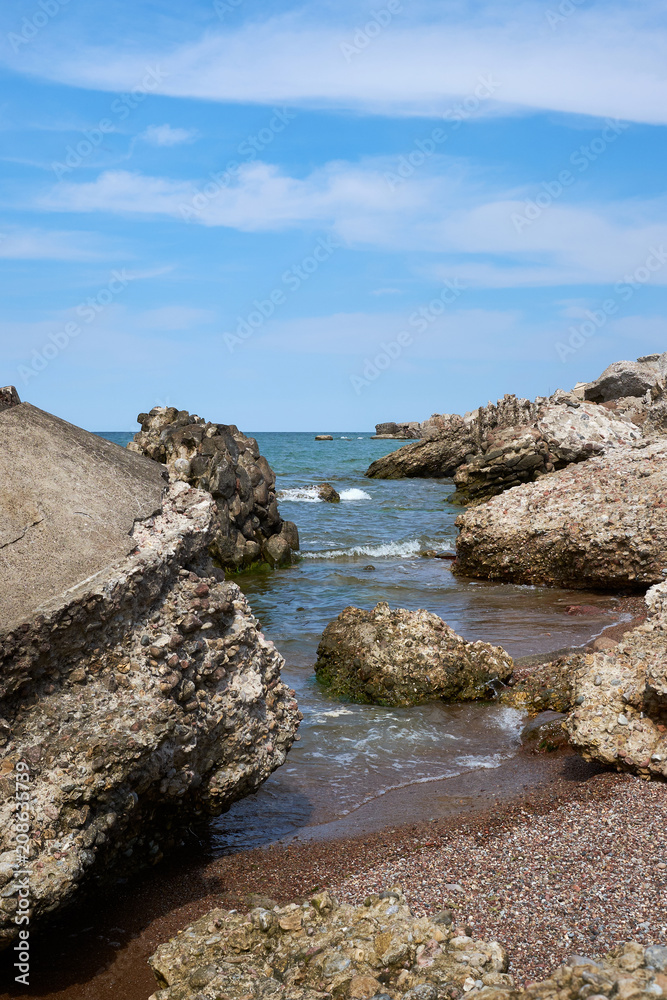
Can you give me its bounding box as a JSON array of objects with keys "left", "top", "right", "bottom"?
[
  {"left": 204, "top": 433, "right": 626, "bottom": 851},
  {"left": 100, "top": 431, "right": 626, "bottom": 851}
]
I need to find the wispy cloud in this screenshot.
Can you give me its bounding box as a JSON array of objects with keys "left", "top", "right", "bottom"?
[
  {"left": 32, "top": 158, "right": 667, "bottom": 287},
  {"left": 140, "top": 124, "right": 199, "bottom": 146},
  {"left": 6, "top": 4, "right": 667, "bottom": 124}
]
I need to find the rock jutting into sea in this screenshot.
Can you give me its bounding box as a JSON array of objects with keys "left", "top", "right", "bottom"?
[
  {"left": 372, "top": 420, "right": 424, "bottom": 439},
  {"left": 0, "top": 397, "right": 301, "bottom": 946},
  {"left": 365, "top": 353, "right": 667, "bottom": 502},
  {"left": 314, "top": 602, "right": 513, "bottom": 706},
  {"left": 366, "top": 391, "right": 641, "bottom": 504},
  {"left": 146, "top": 886, "right": 667, "bottom": 1000},
  {"left": 454, "top": 438, "right": 667, "bottom": 590},
  {"left": 128, "top": 406, "right": 299, "bottom": 569}
]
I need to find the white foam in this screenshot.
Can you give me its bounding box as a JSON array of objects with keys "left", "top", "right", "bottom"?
[
  {"left": 277, "top": 486, "right": 323, "bottom": 503},
  {"left": 302, "top": 539, "right": 425, "bottom": 560},
  {"left": 339, "top": 488, "right": 371, "bottom": 501}
]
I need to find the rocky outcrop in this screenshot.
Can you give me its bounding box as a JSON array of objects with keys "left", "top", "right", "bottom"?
[
  {"left": 372, "top": 420, "right": 423, "bottom": 439},
  {"left": 148, "top": 887, "right": 512, "bottom": 1000},
  {"left": 0, "top": 385, "right": 20, "bottom": 413},
  {"left": 128, "top": 407, "right": 299, "bottom": 570},
  {"left": 147, "top": 888, "right": 667, "bottom": 1000},
  {"left": 584, "top": 353, "right": 667, "bottom": 403},
  {"left": 314, "top": 603, "right": 513, "bottom": 706},
  {"left": 315, "top": 434, "right": 333, "bottom": 441},
  {"left": 454, "top": 439, "right": 667, "bottom": 590},
  {"left": 566, "top": 580, "right": 667, "bottom": 779},
  {"left": 366, "top": 414, "right": 476, "bottom": 479},
  {"left": 366, "top": 394, "right": 640, "bottom": 498},
  {"left": 448, "top": 402, "right": 641, "bottom": 505},
  {"left": 0, "top": 404, "right": 300, "bottom": 945}
]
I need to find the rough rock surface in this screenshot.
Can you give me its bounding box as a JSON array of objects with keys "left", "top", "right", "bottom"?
[
  {"left": 147, "top": 888, "right": 667, "bottom": 1000},
  {"left": 566, "top": 580, "right": 667, "bottom": 778},
  {"left": 454, "top": 439, "right": 667, "bottom": 589},
  {"left": 373, "top": 421, "right": 423, "bottom": 439},
  {"left": 318, "top": 483, "right": 341, "bottom": 503},
  {"left": 0, "top": 385, "right": 20, "bottom": 412},
  {"left": 0, "top": 408, "right": 300, "bottom": 945},
  {"left": 314, "top": 603, "right": 513, "bottom": 706},
  {"left": 148, "top": 887, "right": 512, "bottom": 1000},
  {"left": 366, "top": 394, "right": 639, "bottom": 498},
  {"left": 584, "top": 353, "right": 667, "bottom": 403},
  {"left": 128, "top": 407, "right": 299, "bottom": 570},
  {"left": 448, "top": 402, "right": 640, "bottom": 505}
]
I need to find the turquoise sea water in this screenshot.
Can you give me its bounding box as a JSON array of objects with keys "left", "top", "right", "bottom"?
[{"left": 98, "top": 431, "right": 626, "bottom": 848}]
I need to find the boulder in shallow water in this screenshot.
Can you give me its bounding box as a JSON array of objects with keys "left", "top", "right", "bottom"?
[
  {"left": 315, "top": 434, "right": 333, "bottom": 440},
  {"left": 317, "top": 482, "right": 340, "bottom": 502},
  {"left": 314, "top": 602, "right": 513, "bottom": 706}
]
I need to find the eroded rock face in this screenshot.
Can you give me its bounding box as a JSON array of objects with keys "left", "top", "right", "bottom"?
[
  {"left": 148, "top": 887, "right": 511, "bottom": 1000},
  {"left": 0, "top": 385, "right": 20, "bottom": 412},
  {"left": 364, "top": 393, "right": 638, "bottom": 491},
  {"left": 448, "top": 402, "right": 640, "bottom": 505},
  {"left": 373, "top": 421, "right": 423, "bottom": 439},
  {"left": 128, "top": 407, "right": 299, "bottom": 569},
  {"left": 454, "top": 440, "right": 667, "bottom": 590},
  {"left": 314, "top": 603, "right": 512, "bottom": 706},
  {"left": 584, "top": 354, "right": 667, "bottom": 403},
  {"left": 366, "top": 414, "right": 475, "bottom": 479},
  {"left": 0, "top": 482, "right": 300, "bottom": 945},
  {"left": 566, "top": 581, "right": 667, "bottom": 778}
]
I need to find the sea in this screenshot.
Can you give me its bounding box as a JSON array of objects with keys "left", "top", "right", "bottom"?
[{"left": 99, "top": 431, "right": 627, "bottom": 850}]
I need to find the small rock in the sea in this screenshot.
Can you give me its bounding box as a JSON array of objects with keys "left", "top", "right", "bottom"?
[
  {"left": 315, "top": 602, "right": 513, "bottom": 706},
  {"left": 315, "top": 434, "right": 334, "bottom": 440}
]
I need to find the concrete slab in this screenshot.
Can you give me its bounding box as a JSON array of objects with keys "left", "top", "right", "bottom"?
[{"left": 0, "top": 403, "right": 167, "bottom": 630}]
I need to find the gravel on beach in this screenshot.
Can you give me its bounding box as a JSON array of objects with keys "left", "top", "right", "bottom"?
[
  {"left": 333, "top": 770, "right": 667, "bottom": 986},
  {"left": 6, "top": 757, "right": 666, "bottom": 1000}
]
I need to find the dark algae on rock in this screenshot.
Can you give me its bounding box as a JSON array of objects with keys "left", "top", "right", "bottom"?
[{"left": 315, "top": 602, "right": 513, "bottom": 706}]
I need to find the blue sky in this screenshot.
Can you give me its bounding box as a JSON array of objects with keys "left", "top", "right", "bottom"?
[{"left": 1, "top": 0, "right": 667, "bottom": 431}]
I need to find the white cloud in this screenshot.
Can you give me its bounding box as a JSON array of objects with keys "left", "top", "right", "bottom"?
[
  {"left": 141, "top": 124, "right": 199, "bottom": 147},
  {"left": 7, "top": 4, "right": 667, "bottom": 124},
  {"left": 34, "top": 158, "right": 667, "bottom": 287}
]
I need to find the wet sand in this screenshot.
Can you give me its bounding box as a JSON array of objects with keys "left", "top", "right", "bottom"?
[{"left": 0, "top": 747, "right": 621, "bottom": 1000}]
